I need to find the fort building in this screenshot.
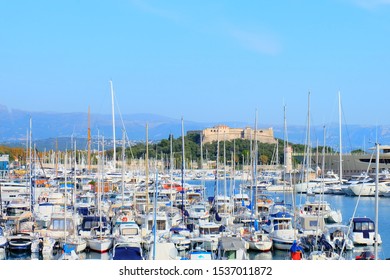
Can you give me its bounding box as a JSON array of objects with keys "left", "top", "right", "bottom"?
[{"left": 202, "top": 125, "right": 277, "bottom": 145}]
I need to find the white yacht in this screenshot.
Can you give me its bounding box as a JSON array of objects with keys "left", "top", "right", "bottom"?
[{"left": 348, "top": 217, "right": 382, "bottom": 246}]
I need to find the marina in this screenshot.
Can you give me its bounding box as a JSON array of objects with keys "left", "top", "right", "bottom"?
[{"left": 1, "top": 174, "right": 389, "bottom": 261}]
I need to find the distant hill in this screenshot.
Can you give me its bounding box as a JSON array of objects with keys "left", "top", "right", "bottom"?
[{"left": 0, "top": 104, "right": 388, "bottom": 151}]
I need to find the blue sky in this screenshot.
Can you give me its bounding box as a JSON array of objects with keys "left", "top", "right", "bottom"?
[{"left": 1, "top": 0, "right": 390, "bottom": 127}]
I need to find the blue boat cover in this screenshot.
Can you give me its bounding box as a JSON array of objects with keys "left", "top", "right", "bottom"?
[
  {"left": 353, "top": 217, "right": 374, "bottom": 223},
  {"left": 254, "top": 220, "right": 259, "bottom": 231},
  {"left": 113, "top": 246, "right": 143, "bottom": 260}
]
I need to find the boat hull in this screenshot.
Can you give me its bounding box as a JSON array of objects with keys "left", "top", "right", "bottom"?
[
  {"left": 247, "top": 240, "right": 272, "bottom": 252},
  {"left": 8, "top": 238, "right": 32, "bottom": 252},
  {"left": 88, "top": 238, "right": 113, "bottom": 253}
]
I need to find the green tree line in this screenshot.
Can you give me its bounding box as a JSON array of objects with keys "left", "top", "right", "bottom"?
[{"left": 105, "top": 133, "right": 336, "bottom": 170}]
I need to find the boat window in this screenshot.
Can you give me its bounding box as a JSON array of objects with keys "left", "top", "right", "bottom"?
[
  {"left": 200, "top": 227, "right": 220, "bottom": 235},
  {"left": 84, "top": 220, "right": 101, "bottom": 230},
  {"left": 157, "top": 220, "right": 166, "bottom": 231},
  {"left": 275, "top": 222, "right": 290, "bottom": 230},
  {"left": 49, "top": 219, "right": 74, "bottom": 231},
  {"left": 333, "top": 231, "right": 343, "bottom": 238},
  {"left": 361, "top": 222, "right": 369, "bottom": 231},
  {"left": 369, "top": 222, "right": 375, "bottom": 231},
  {"left": 122, "top": 228, "right": 138, "bottom": 235},
  {"left": 309, "top": 221, "right": 318, "bottom": 227},
  {"left": 355, "top": 222, "right": 362, "bottom": 231}
]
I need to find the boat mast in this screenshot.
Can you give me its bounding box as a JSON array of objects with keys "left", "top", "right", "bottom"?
[
  {"left": 169, "top": 133, "right": 174, "bottom": 214},
  {"left": 338, "top": 92, "right": 343, "bottom": 184},
  {"left": 200, "top": 132, "right": 206, "bottom": 200},
  {"left": 306, "top": 92, "right": 311, "bottom": 185},
  {"left": 29, "top": 117, "right": 33, "bottom": 212},
  {"left": 98, "top": 135, "right": 103, "bottom": 239},
  {"left": 145, "top": 123, "right": 149, "bottom": 215},
  {"left": 110, "top": 80, "right": 116, "bottom": 171},
  {"left": 87, "top": 106, "right": 91, "bottom": 172},
  {"left": 254, "top": 109, "right": 258, "bottom": 217},
  {"left": 73, "top": 140, "right": 77, "bottom": 215},
  {"left": 121, "top": 129, "right": 125, "bottom": 209},
  {"left": 55, "top": 139, "right": 58, "bottom": 177},
  {"left": 181, "top": 117, "right": 185, "bottom": 224},
  {"left": 223, "top": 132, "right": 227, "bottom": 215},
  {"left": 214, "top": 128, "right": 220, "bottom": 205},
  {"left": 152, "top": 149, "right": 158, "bottom": 260},
  {"left": 284, "top": 105, "right": 290, "bottom": 205},
  {"left": 64, "top": 151, "right": 68, "bottom": 244},
  {"left": 200, "top": 131, "right": 203, "bottom": 170},
  {"left": 232, "top": 140, "right": 236, "bottom": 204},
  {"left": 375, "top": 143, "right": 379, "bottom": 259},
  {"left": 249, "top": 130, "right": 253, "bottom": 217}
]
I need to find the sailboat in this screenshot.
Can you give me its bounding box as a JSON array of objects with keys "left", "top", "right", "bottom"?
[
  {"left": 88, "top": 137, "right": 113, "bottom": 253},
  {"left": 294, "top": 93, "right": 316, "bottom": 194},
  {"left": 299, "top": 126, "right": 342, "bottom": 225},
  {"left": 64, "top": 142, "right": 87, "bottom": 253},
  {"left": 241, "top": 219, "right": 272, "bottom": 252},
  {"left": 111, "top": 130, "right": 144, "bottom": 260}
]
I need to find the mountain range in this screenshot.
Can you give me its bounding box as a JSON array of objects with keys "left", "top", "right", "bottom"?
[{"left": 0, "top": 104, "right": 388, "bottom": 152}]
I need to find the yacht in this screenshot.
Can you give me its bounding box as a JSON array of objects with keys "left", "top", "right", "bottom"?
[
  {"left": 348, "top": 217, "right": 382, "bottom": 246},
  {"left": 262, "top": 211, "right": 297, "bottom": 250},
  {"left": 299, "top": 200, "right": 342, "bottom": 224}
]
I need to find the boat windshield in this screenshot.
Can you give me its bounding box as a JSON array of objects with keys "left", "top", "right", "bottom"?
[
  {"left": 49, "top": 219, "right": 74, "bottom": 231},
  {"left": 355, "top": 221, "right": 374, "bottom": 231},
  {"left": 122, "top": 227, "right": 138, "bottom": 236},
  {"left": 200, "top": 226, "right": 220, "bottom": 235}
]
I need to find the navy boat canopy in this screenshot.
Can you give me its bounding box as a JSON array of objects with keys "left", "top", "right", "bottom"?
[{"left": 113, "top": 246, "right": 143, "bottom": 260}]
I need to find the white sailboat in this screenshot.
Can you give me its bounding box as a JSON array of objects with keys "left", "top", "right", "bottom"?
[
  {"left": 88, "top": 136, "right": 113, "bottom": 253},
  {"left": 64, "top": 142, "right": 87, "bottom": 253}
]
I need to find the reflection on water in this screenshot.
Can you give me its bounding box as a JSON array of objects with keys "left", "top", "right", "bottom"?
[
  {"left": 85, "top": 251, "right": 111, "bottom": 260},
  {"left": 248, "top": 245, "right": 384, "bottom": 260},
  {"left": 7, "top": 250, "right": 33, "bottom": 260},
  {"left": 249, "top": 250, "right": 273, "bottom": 260}
]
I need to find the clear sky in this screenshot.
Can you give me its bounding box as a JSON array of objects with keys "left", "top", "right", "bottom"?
[{"left": 1, "top": 0, "right": 390, "bottom": 127}]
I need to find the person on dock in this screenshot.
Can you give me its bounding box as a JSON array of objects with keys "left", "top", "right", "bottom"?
[{"left": 290, "top": 240, "right": 303, "bottom": 260}]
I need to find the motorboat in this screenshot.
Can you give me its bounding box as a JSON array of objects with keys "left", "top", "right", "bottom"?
[
  {"left": 187, "top": 202, "right": 210, "bottom": 224},
  {"left": 299, "top": 200, "right": 342, "bottom": 224},
  {"left": 165, "top": 226, "right": 191, "bottom": 251},
  {"left": 112, "top": 220, "right": 142, "bottom": 249},
  {"left": 217, "top": 236, "right": 248, "bottom": 260},
  {"left": 348, "top": 217, "right": 382, "bottom": 246},
  {"left": 7, "top": 233, "right": 33, "bottom": 252},
  {"left": 242, "top": 230, "right": 272, "bottom": 252},
  {"left": 323, "top": 224, "right": 354, "bottom": 251},
  {"left": 262, "top": 211, "right": 297, "bottom": 250},
  {"left": 198, "top": 222, "right": 224, "bottom": 251}
]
